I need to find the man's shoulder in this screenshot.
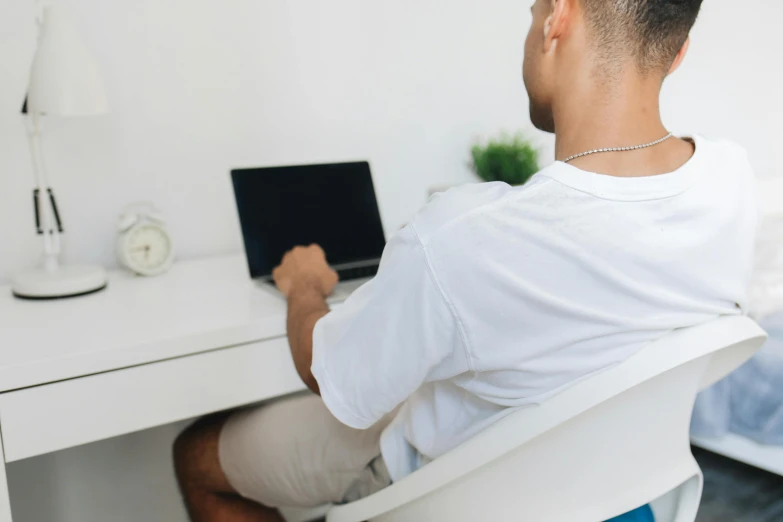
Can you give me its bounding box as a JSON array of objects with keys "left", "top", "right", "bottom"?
[
  {"left": 694, "top": 135, "right": 751, "bottom": 169},
  {"left": 689, "top": 135, "right": 756, "bottom": 196},
  {"left": 411, "top": 177, "right": 552, "bottom": 246}
]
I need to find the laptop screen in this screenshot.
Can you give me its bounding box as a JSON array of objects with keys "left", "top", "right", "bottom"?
[{"left": 232, "top": 162, "right": 387, "bottom": 279}]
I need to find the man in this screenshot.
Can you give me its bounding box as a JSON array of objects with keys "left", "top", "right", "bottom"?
[{"left": 174, "top": 0, "right": 757, "bottom": 520}]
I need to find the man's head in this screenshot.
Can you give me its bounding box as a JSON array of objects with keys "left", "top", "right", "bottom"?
[{"left": 523, "top": 0, "right": 702, "bottom": 132}]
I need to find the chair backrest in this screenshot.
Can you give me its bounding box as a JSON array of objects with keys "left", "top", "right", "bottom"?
[{"left": 328, "top": 316, "right": 767, "bottom": 522}]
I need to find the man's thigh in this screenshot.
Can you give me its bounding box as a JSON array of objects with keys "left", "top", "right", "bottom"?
[{"left": 219, "top": 394, "right": 392, "bottom": 509}]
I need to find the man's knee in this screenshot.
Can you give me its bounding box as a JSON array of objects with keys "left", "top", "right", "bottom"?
[
  {"left": 173, "top": 414, "right": 232, "bottom": 494},
  {"left": 173, "top": 424, "right": 197, "bottom": 479}
]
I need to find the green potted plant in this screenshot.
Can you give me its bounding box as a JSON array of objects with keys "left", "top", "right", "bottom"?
[{"left": 471, "top": 134, "right": 540, "bottom": 186}]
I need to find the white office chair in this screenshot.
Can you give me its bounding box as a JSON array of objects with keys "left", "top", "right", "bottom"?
[{"left": 326, "top": 316, "right": 767, "bottom": 522}]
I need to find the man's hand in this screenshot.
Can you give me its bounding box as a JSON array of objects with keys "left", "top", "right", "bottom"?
[{"left": 273, "top": 244, "right": 339, "bottom": 300}]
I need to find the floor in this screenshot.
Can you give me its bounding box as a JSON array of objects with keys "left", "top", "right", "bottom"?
[{"left": 694, "top": 447, "right": 783, "bottom": 522}]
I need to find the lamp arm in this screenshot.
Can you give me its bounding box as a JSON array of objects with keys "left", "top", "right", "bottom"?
[{"left": 26, "top": 114, "right": 61, "bottom": 270}]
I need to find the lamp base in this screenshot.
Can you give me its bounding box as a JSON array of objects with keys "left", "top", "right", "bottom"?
[{"left": 12, "top": 265, "right": 107, "bottom": 300}]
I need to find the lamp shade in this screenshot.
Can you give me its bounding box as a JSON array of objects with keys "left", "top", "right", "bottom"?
[{"left": 27, "top": 5, "right": 108, "bottom": 116}]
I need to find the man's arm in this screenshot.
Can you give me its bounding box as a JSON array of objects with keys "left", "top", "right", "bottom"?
[
  {"left": 272, "top": 245, "right": 338, "bottom": 394},
  {"left": 284, "top": 283, "right": 329, "bottom": 394},
  {"left": 272, "top": 226, "right": 460, "bottom": 431}
]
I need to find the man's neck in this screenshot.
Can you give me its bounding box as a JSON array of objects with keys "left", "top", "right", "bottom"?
[{"left": 551, "top": 67, "right": 678, "bottom": 174}]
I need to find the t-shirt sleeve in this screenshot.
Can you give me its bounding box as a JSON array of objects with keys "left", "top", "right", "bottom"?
[{"left": 311, "top": 223, "right": 466, "bottom": 430}]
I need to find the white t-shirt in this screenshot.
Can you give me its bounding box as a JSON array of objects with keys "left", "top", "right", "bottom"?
[{"left": 311, "top": 135, "right": 757, "bottom": 482}]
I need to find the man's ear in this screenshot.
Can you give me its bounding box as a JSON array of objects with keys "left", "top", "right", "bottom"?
[
  {"left": 668, "top": 37, "right": 691, "bottom": 75},
  {"left": 544, "top": 0, "right": 572, "bottom": 52}
]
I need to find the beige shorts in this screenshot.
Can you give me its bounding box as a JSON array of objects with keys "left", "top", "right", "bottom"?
[{"left": 218, "top": 394, "right": 393, "bottom": 509}]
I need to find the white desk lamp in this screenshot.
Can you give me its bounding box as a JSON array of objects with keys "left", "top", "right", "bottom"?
[{"left": 12, "top": 5, "right": 109, "bottom": 299}]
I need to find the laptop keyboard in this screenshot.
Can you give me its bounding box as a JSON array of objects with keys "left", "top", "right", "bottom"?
[{"left": 336, "top": 264, "right": 379, "bottom": 281}]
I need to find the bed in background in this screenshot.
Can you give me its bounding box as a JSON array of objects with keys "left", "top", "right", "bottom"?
[{"left": 691, "top": 313, "right": 783, "bottom": 475}]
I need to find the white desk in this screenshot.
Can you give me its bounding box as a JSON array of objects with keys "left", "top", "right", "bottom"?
[{"left": 0, "top": 256, "right": 305, "bottom": 521}]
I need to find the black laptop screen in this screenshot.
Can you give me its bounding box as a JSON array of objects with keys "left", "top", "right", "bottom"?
[{"left": 232, "top": 162, "right": 387, "bottom": 279}]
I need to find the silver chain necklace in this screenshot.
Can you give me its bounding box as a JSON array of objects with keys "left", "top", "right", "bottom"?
[{"left": 563, "top": 132, "right": 674, "bottom": 163}]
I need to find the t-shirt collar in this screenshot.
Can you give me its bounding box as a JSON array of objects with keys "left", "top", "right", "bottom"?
[{"left": 536, "top": 135, "right": 705, "bottom": 202}]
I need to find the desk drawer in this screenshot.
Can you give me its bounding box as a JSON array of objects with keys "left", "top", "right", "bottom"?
[{"left": 0, "top": 338, "right": 305, "bottom": 462}]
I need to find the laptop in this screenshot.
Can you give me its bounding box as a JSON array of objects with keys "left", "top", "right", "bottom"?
[{"left": 231, "top": 161, "right": 386, "bottom": 303}]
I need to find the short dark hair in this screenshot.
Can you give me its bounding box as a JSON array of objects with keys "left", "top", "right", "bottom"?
[{"left": 582, "top": 0, "right": 703, "bottom": 73}]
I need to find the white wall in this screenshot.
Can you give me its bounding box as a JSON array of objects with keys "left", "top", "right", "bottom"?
[
  {"left": 0, "top": 0, "right": 538, "bottom": 282},
  {"left": 1, "top": 1, "right": 781, "bottom": 521},
  {"left": 1, "top": 1, "right": 781, "bottom": 283}
]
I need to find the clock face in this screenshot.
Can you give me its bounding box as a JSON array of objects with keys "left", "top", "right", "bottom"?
[{"left": 125, "top": 224, "right": 172, "bottom": 275}]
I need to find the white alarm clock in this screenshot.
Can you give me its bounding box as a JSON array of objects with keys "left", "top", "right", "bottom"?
[{"left": 116, "top": 203, "right": 175, "bottom": 276}]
